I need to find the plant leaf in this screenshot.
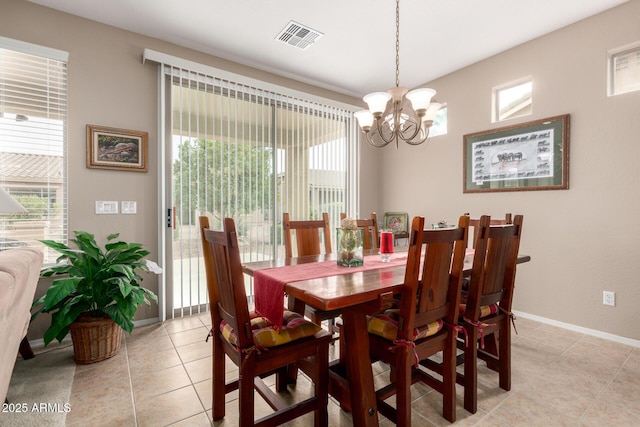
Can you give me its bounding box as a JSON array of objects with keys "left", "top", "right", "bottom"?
[
  {"left": 40, "top": 263, "right": 74, "bottom": 277},
  {"left": 112, "top": 293, "right": 137, "bottom": 318},
  {"left": 44, "top": 305, "right": 72, "bottom": 346},
  {"left": 110, "top": 264, "right": 135, "bottom": 280},
  {"left": 32, "top": 294, "right": 46, "bottom": 309},
  {"left": 42, "top": 298, "right": 91, "bottom": 346},
  {"left": 54, "top": 326, "right": 71, "bottom": 343},
  {"left": 43, "top": 277, "right": 82, "bottom": 310},
  {"left": 103, "top": 305, "right": 133, "bottom": 334},
  {"left": 117, "top": 278, "right": 134, "bottom": 298},
  {"left": 30, "top": 305, "right": 45, "bottom": 322},
  {"left": 143, "top": 287, "right": 159, "bottom": 303}
]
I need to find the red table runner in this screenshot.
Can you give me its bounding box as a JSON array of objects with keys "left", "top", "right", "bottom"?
[{"left": 254, "top": 254, "right": 408, "bottom": 330}]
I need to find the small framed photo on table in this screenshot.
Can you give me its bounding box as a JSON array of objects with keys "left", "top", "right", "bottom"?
[
  {"left": 382, "top": 212, "right": 409, "bottom": 235},
  {"left": 86, "top": 125, "right": 148, "bottom": 172}
]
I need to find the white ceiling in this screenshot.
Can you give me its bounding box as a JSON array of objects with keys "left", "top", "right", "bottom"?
[{"left": 28, "top": 0, "right": 628, "bottom": 99}]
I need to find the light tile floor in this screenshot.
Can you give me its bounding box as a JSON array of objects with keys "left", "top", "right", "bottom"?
[{"left": 12, "top": 314, "right": 640, "bottom": 426}]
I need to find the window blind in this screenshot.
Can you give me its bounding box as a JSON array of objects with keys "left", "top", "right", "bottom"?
[
  {"left": 0, "top": 37, "right": 68, "bottom": 262},
  {"left": 145, "top": 50, "right": 360, "bottom": 317}
]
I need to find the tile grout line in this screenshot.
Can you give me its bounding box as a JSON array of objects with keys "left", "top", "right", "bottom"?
[
  {"left": 190, "top": 316, "right": 212, "bottom": 419},
  {"left": 164, "top": 317, "right": 210, "bottom": 425},
  {"left": 122, "top": 335, "right": 139, "bottom": 427}
]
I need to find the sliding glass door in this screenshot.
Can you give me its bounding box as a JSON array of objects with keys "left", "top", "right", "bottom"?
[{"left": 162, "top": 64, "right": 358, "bottom": 318}]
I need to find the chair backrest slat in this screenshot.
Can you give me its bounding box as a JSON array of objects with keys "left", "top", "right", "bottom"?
[
  {"left": 200, "top": 216, "right": 253, "bottom": 349},
  {"left": 339, "top": 212, "right": 379, "bottom": 250},
  {"left": 200, "top": 216, "right": 221, "bottom": 326},
  {"left": 467, "top": 213, "right": 512, "bottom": 248},
  {"left": 283, "top": 212, "right": 332, "bottom": 258}
]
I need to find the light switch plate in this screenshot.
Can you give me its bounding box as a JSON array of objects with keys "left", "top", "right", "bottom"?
[
  {"left": 121, "top": 201, "right": 137, "bottom": 214},
  {"left": 95, "top": 201, "right": 118, "bottom": 214}
]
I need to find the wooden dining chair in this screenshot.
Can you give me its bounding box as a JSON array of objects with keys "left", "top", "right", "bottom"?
[
  {"left": 455, "top": 214, "right": 523, "bottom": 413},
  {"left": 366, "top": 214, "right": 469, "bottom": 424},
  {"left": 282, "top": 212, "right": 340, "bottom": 331},
  {"left": 199, "top": 216, "right": 332, "bottom": 427},
  {"left": 339, "top": 212, "right": 379, "bottom": 249},
  {"left": 465, "top": 212, "right": 512, "bottom": 249},
  {"left": 283, "top": 212, "right": 332, "bottom": 258}
]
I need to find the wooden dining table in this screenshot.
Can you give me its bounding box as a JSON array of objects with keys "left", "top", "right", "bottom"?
[{"left": 242, "top": 250, "right": 530, "bottom": 427}]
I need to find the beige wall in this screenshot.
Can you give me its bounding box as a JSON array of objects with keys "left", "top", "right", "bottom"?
[
  {"left": 3, "top": 0, "right": 640, "bottom": 342},
  {"left": 2, "top": 0, "right": 360, "bottom": 340},
  {"left": 377, "top": 1, "right": 640, "bottom": 341}
]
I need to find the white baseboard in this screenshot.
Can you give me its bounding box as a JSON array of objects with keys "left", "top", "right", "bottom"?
[
  {"left": 27, "top": 336, "right": 72, "bottom": 352},
  {"left": 514, "top": 310, "right": 640, "bottom": 348},
  {"left": 133, "top": 317, "right": 160, "bottom": 328},
  {"left": 27, "top": 317, "right": 161, "bottom": 350}
]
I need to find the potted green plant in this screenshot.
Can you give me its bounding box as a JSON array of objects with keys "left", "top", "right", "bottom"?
[{"left": 32, "top": 231, "right": 160, "bottom": 363}]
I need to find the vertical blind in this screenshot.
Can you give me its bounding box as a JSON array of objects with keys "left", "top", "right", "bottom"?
[
  {"left": 0, "top": 37, "right": 68, "bottom": 263},
  {"left": 146, "top": 51, "right": 360, "bottom": 317}
]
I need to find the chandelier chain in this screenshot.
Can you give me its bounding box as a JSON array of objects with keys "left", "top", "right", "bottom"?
[{"left": 395, "top": 0, "right": 400, "bottom": 88}]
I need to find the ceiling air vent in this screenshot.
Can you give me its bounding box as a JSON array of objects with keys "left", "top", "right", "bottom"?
[{"left": 276, "top": 21, "right": 323, "bottom": 50}]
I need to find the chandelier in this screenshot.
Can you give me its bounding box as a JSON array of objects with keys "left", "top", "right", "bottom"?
[{"left": 354, "top": 0, "right": 442, "bottom": 148}]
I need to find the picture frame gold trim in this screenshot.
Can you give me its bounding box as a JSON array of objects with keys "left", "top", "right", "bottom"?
[
  {"left": 86, "top": 125, "right": 148, "bottom": 172},
  {"left": 463, "top": 115, "right": 569, "bottom": 193}
]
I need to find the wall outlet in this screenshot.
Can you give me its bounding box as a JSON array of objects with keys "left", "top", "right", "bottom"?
[{"left": 603, "top": 291, "right": 616, "bottom": 307}]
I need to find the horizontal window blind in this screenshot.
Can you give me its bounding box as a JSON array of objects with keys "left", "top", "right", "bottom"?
[{"left": 0, "top": 38, "right": 68, "bottom": 262}]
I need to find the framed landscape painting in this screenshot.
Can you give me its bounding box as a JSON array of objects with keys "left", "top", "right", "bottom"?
[{"left": 86, "top": 125, "right": 148, "bottom": 172}]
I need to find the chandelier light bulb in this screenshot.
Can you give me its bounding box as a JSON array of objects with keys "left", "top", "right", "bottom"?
[
  {"left": 363, "top": 92, "right": 392, "bottom": 117},
  {"left": 406, "top": 88, "right": 436, "bottom": 115},
  {"left": 354, "top": 110, "right": 374, "bottom": 130}
]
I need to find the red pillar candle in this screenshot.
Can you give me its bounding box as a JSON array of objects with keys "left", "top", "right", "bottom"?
[{"left": 380, "top": 231, "right": 394, "bottom": 254}]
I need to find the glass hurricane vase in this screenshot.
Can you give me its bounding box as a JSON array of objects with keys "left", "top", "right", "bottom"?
[{"left": 337, "top": 228, "right": 364, "bottom": 267}]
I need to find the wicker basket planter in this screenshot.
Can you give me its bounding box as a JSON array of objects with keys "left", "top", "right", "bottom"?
[
  {"left": 69, "top": 314, "right": 122, "bottom": 364},
  {"left": 34, "top": 232, "right": 158, "bottom": 358}
]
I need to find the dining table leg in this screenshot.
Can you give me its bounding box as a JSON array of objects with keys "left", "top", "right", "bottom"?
[{"left": 341, "top": 306, "right": 379, "bottom": 427}]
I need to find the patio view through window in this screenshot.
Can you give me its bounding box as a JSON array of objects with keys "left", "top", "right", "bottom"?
[
  {"left": 493, "top": 80, "right": 532, "bottom": 122},
  {"left": 0, "top": 40, "right": 68, "bottom": 264},
  {"left": 167, "top": 69, "right": 358, "bottom": 316}
]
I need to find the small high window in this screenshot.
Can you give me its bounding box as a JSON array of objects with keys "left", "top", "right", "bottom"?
[
  {"left": 429, "top": 105, "right": 447, "bottom": 137},
  {"left": 609, "top": 42, "right": 640, "bottom": 96},
  {"left": 0, "top": 37, "right": 68, "bottom": 263},
  {"left": 492, "top": 79, "right": 532, "bottom": 123}
]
